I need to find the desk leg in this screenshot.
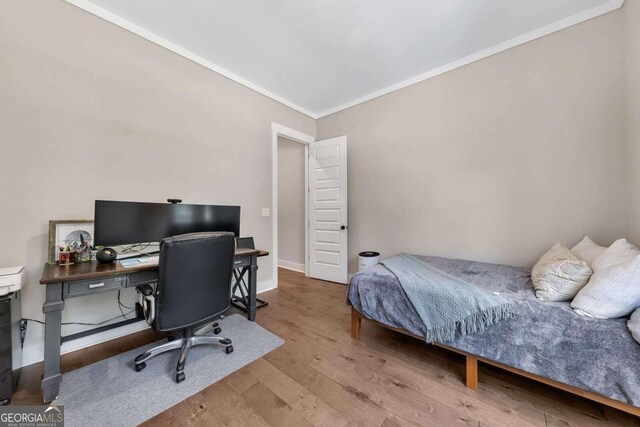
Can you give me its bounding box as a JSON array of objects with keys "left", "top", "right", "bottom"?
[
  {"left": 247, "top": 254, "right": 258, "bottom": 321},
  {"left": 41, "top": 283, "right": 64, "bottom": 403}
]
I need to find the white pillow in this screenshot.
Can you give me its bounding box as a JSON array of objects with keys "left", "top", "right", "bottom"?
[
  {"left": 592, "top": 238, "right": 639, "bottom": 272},
  {"left": 531, "top": 243, "right": 592, "bottom": 302},
  {"left": 571, "top": 236, "right": 605, "bottom": 268},
  {"left": 628, "top": 308, "right": 640, "bottom": 344},
  {"left": 572, "top": 239, "right": 640, "bottom": 319}
]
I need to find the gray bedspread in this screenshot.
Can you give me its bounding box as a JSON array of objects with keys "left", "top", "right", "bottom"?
[
  {"left": 349, "top": 255, "right": 640, "bottom": 406},
  {"left": 382, "top": 254, "right": 516, "bottom": 343}
]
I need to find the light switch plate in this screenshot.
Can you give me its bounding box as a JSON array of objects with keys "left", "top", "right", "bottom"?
[{"left": 261, "top": 208, "right": 270, "bottom": 217}]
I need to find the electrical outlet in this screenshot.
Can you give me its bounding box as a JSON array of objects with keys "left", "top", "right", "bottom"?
[{"left": 261, "top": 208, "right": 270, "bottom": 217}]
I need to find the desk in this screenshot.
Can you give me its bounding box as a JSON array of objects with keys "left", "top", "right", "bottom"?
[{"left": 39, "top": 247, "right": 268, "bottom": 403}]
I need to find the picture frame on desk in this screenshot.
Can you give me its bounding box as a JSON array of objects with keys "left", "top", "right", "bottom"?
[{"left": 48, "top": 220, "right": 94, "bottom": 264}]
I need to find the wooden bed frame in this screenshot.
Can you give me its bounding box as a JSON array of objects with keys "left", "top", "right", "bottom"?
[{"left": 351, "top": 307, "right": 640, "bottom": 417}]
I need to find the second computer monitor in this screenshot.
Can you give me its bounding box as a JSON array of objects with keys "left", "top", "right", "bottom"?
[{"left": 94, "top": 200, "right": 240, "bottom": 246}]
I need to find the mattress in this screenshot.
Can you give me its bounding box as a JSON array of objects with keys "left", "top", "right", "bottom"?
[{"left": 349, "top": 255, "right": 640, "bottom": 406}]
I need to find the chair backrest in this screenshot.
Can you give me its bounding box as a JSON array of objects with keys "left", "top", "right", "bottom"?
[
  {"left": 155, "top": 232, "right": 235, "bottom": 332},
  {"left": 236, "top": 237, "right": 255, "bottom": 249}
]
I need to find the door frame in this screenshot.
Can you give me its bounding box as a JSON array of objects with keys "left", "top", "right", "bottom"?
[{"left": 271, "top": 123, "right": 315, "bottom": 288}]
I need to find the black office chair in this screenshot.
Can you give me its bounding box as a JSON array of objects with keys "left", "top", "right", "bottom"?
[{"left": 133, "top": 232, "right": 236, "bottom": 383}]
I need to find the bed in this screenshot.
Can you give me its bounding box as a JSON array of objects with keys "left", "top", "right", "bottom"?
[{"left": 348, "top": 255, "right": 640, "bottom": 417}]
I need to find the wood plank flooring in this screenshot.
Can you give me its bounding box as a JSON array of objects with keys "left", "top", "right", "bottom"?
[{"left": 13, "top": 268, "right": 640, "bottom": 426}]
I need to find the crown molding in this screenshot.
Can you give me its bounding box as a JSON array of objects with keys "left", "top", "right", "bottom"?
[
  {"left": 316, "top": 0, "right": 624, "bottom": 118},
  {"left": 64, "top": 0, "right": 319, "bottom": 119},
  {"left": 65, "top": 0, "right": 624, "bottom": 120}
]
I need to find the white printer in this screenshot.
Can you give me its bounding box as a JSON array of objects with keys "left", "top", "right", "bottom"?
[
  {"left": 0, "top": 266, "right": 23, "bottom": 405},
  {"left": 0, "top": 267, "right": 24, "bottom": 296}
]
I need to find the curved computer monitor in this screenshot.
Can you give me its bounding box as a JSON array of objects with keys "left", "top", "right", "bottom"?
[{"left": 94, "top": 200, "right": 240, "bottom": 246}]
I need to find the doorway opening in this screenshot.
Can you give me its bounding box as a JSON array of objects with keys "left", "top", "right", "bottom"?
[
  {"left": 277, "top": 136, "right": 307, "bottom": 274},
  {"left": 271, "top": 123, "right": 313, "bottom": 288},
  {"left": 271, "top": 123, "right": 349, "bottom": 287}
]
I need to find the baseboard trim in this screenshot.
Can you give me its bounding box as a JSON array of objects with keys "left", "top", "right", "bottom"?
[
  {"left": 278, "top": 260, "right": 305, "bottom": 273},
  {"left": 20, "top": 279, "right": 276, "bottom": 368}
]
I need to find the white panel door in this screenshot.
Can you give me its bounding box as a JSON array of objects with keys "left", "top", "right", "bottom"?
[{"left": 309, "top": 136, "right": 348, "bottom": 284}]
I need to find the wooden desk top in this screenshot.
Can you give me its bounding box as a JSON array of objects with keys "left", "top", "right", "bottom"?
[{"left": 40, "top": 248, "right": 269, "bottom": 285}]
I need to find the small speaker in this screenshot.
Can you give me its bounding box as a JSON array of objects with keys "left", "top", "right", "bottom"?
[{"left": 96, "top": 247, "right": 117, "bottom": 263}]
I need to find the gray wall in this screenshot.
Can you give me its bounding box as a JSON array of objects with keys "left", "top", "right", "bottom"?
[
  {"left": 317, "top": 9, "right": 629, "bottom": 273},
  {"left": 277, "top": 137, "right": 306, "bottom": 269},
  {"left": 627, "top": 1, "right": 640, "bottom": 244},
  {"left": 0, "top": 0, "right": 315, "bottom": 363}
]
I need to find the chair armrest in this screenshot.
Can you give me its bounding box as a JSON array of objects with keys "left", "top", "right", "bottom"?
[
  {"left": 136, "top": 284, "right": 154, "bottom": 297},
  {"left": 136, "top": 284, "right": 155, "bottom": 326}
]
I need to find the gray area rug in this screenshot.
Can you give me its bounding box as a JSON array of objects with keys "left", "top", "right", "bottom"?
[{"left": 54, "top": 314, "right": 284, "bottom": 427}]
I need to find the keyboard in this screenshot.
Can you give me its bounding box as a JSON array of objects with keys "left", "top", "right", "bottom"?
[
  {"left": 116, "top": 251, "right": 143, "bottom": 260},
  {"left": 137, "top": 255, "right": 159, "bottom": 265}
]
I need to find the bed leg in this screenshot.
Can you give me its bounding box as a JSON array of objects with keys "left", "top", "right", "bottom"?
[
  {"left": 466, "top": 355, "right": 478, "bottom": 391},
  {"left": 351, "top": 307, "right": 362, "bottom": 340}
]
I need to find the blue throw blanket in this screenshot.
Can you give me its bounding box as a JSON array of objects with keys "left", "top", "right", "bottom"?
[{"left": 381, "top": 254, "right": 517, "bottom": 343}]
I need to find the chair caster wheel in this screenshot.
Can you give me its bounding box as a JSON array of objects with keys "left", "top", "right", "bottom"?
[
  {"left": 226, "top": 345, "right": 234, "bottom": 354},
  {"left": 176, "top": 372, "right": 186, "bottom": 383},
  {"left": 135, "top": 362, "right": 146, "bottom": 372},
  {"left": 214, "top": 327, "right": 221, "bottom": 335}
]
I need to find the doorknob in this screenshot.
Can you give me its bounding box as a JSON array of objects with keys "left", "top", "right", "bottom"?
[{"left": 341, "top": 225, "right": 347, "bottom": 230}]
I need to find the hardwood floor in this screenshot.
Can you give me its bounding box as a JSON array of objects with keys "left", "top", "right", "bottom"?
[{"left": 13, "top": 268, "right": 640, "bottom": 426}]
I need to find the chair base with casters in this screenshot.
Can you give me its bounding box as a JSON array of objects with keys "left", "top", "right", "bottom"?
[
  {"left": 134, "top": 282, "right": 231, "bottom": 383},
  {"left": 134, "top": 327, "right": 234, "bottom": 383}
]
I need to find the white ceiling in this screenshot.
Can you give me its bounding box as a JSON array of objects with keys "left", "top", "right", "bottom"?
[{"left": 70, "top": 0, "right": 622, "bottom": 118}]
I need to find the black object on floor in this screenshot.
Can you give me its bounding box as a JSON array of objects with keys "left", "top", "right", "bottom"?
[{"left": 0, "top": 291, "right": 21, "bottom": 405}]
